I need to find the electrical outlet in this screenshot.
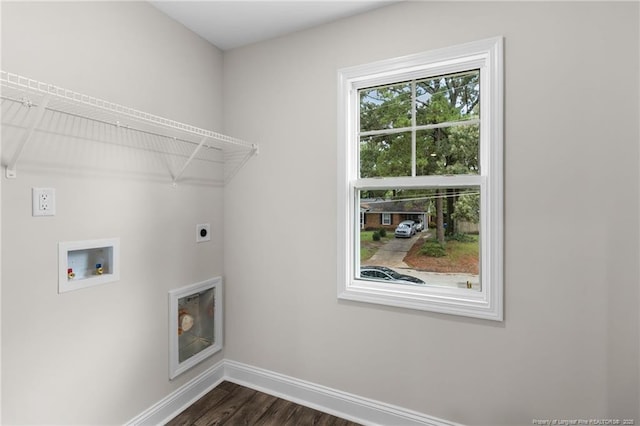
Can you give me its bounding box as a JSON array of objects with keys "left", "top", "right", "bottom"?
[
  {"left": 196, "top": 223, "right": 211, "bottom": 243},
  {"left": 32, "top": 187, "right": 56, "bottom": 216}
]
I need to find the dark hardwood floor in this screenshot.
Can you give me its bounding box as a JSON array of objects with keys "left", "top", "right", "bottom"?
[{"left": 166, "top": 381, "right": 363, "bottom": 426}]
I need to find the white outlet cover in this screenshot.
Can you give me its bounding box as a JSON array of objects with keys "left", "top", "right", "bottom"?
[
  {"left": 32, "top": 187, "right": 56, "bottom": 216},
  {"left": 196, "top": 223, "right": 211, "bottom": 243}
]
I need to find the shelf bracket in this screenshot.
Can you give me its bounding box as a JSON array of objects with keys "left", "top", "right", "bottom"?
[
  {"left": 171, "top": 136, "right": 208, "bottom": 186},
  {"left": 224, "top": 143, "right": 259, "bottom": 185},
  {"left": 5, "top": 95, "right": 51, "bottom": 179}
]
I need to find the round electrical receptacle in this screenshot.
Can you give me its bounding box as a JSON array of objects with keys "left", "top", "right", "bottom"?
[{"left": 196, "top": 224, "right": 211, "bottom": 242}]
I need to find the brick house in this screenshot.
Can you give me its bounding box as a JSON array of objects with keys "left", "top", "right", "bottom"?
[
  {"left": 360, "top": 199, "right": 428, "bottom": 231},
  {"left": 361, "top": 198, "right": 480, "bottom": 233}
]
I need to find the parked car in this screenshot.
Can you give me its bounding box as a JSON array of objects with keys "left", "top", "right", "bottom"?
[
  {"left": 360, "top": 266, "right": 425, "bottom": 285},
  {"left": 394, "top": 220, "right": 416, "bottom": 238},
  {"left": 414, "top": 220, "right": 424, "bottom": 232}
]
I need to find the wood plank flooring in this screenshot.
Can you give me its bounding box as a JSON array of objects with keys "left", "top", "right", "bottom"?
[{"left": 166, "top": 381, "right": 363, "bottom": 426}]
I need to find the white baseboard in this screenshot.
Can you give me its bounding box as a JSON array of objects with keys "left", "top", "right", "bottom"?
[
  {"left": 126, "top": 359, "right": 461, "bottom": 426},
  {"left": 125, "top": 359, "right": 225, "bottom": 426},
  {"left": 224, "top": 360, "right": 461, "bottom": 426}
]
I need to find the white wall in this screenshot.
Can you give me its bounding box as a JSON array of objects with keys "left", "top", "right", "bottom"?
[
  {"left": 1, "top": 2, "right": 226, "bottom": 424},
  {"left": 2, "top": 2, "right": 638, "bottom": 425},
  {"left": 222, "top": 2, "right": 640, "bottom": 425}
]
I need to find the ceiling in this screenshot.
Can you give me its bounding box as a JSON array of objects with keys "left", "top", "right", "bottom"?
[{"left": 150, "top": 1, "right": 397, "bottom": 51}]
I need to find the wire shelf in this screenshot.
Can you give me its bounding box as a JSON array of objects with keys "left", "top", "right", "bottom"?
[{"left": 1, "top": 70, "right": 257, "bottom": 185}]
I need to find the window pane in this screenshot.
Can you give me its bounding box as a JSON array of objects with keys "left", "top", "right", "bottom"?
[
  {"left": 360, "top": 132, "right": 412, "bottom": 177},
  {"left": 359, "top": 187, "right": 480, "bottom": 290},
  {"left": 415, "top": 71, "right": 480, "bottom": 126},
  {"left": 382, "top": 213, "right": 391, "bottom": 225},
  {"left": 415, "top": 124, "right": 479, "bottom": 176},
  {"left": 359, "top": 82, "right": 412, "bottom": 132}
]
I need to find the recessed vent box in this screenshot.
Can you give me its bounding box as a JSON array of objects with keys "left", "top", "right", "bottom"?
[
  {"left": 169, "top": 277, "right": 223, "bottom": 379},
  {"left": 58, "top": 238, "right": 120, "bottom": 293}
]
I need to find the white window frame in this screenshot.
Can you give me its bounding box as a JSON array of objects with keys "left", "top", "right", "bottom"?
[
  {"left": 381, "top": 213, "right": 391, "bottom": 226},
  {"left": 337, "top": 37, "right": 504, "bottom": 321}
]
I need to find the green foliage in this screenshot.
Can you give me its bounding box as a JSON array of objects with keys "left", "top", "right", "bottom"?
[
  {"left": 452, "top": 192, "right": 480, "bottom": 223},
  {"left": 372, "top": 231, "right": 381, "bottom": 241},
  {"left": 360, "top": 133, "right": 412, "bottom": 177},
  {"left": 379, "top": 229, "right": 387, "bottom": 238},
  {"left": 359, "top": 71, "right": 480, "bottom": 179},
  {"left": 419, "top": 240, "right": 447, "bottom": 257},
  {"left": 360, "top": 231, "right": 376, "bottom": 240},
  {"left": 360, "top": 83, "right": 412, "bottom": 131},
  {"left": 446, "top": 233, "right": 475, "bottom": 243}
]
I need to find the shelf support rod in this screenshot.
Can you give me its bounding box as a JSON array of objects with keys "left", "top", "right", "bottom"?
[
  {"left": 224, "top": 144, "right": 259, "bottom": 185},
  {"left": 5, "top": 95, "right": 51, "bottom": 179},
  {"left": 172, "top": 136, "right": 208, "bottom": 186}
]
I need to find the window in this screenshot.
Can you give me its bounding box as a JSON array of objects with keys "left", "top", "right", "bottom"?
[
  {"left": 337, "top": 38, "right": 503, "bottom": 321},
  {"left": 381, "top": 213, "right": 391, "bottom": 226}
]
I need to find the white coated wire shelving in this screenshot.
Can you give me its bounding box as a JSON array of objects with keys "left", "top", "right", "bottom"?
[{"left": 0, "top": 71, "right": 258, "bottom": 185}]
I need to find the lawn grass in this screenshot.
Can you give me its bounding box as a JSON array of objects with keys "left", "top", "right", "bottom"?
[
  {"left": 360, "top": 247, "right": 374, "bottom": 261},
  {"left": 360, "top": 230, "right": 391, "bottom": 261},
  {"left": 360, "top": 230, "right": 382, "bottom": 241},
  {"left": 445, "top": 234, "right": 479, "bottom": 261}
]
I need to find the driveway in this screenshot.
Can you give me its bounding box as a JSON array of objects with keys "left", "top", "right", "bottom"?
[
  {"left": 362, "top": 232, "right": 480, "bottom": 290},
  {"left": 362, "top": 234, "right": 419, "bottom": 269}
]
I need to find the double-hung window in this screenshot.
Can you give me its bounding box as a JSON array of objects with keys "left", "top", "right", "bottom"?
[{"left": 337, "top": 38, "right": 503, "bottom": 320}]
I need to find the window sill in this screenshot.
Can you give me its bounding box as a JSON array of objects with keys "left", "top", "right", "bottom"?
[{"left": 339, "top": 279, "right": 502, "bottom": 321}]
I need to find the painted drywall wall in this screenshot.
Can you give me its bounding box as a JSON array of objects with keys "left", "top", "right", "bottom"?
[
  {"left": 222, "top": 2, "right": 640, "bottom": 425},
  {"left": 1, "top": 2, "right": 226, "bottom": 424}
]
